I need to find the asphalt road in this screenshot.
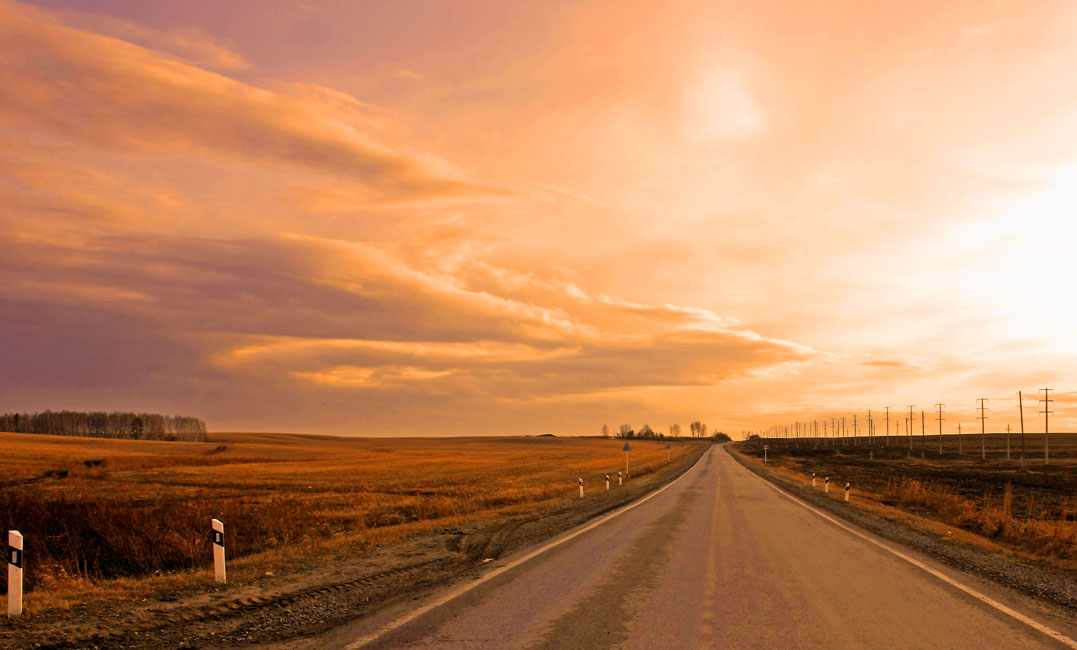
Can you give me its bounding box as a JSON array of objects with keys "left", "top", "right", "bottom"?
[{"left": 296, "top": 446, "right": 1076, "bottom": 649}]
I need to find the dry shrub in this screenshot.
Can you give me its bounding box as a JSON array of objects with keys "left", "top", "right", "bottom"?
[
  {"left": 880, "top": 477, "right": 1076, "bottom": 560},
  {"left": 0, "top": 490, "right": 321, "bottom": 592}
]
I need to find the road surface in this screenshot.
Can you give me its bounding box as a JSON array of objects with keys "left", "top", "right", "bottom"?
[{"left": 293, "top": 446, "right": 1075, "bottom": 649}]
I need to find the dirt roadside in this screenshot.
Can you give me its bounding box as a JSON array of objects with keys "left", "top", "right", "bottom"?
[
  {"left": 0, "top": 445, "right": 710, "bottom": 650},
  {"left": 724, "top": 445, "right": 1077, "bottom": 615}
]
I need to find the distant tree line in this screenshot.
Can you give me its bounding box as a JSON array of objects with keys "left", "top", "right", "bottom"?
[
  {"left": 0, "top": 410, "right": 207, "bottom": 442},
  {"left": 601, "top": 421, "right": 727, "bottom": 440}
]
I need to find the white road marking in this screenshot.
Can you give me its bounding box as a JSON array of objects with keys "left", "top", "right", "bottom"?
[
  {"left": 741, "top": 458, "right": 1077, "bottom": 649},
  {"left": 345, "top": 448, "right": 712, "bottom": 649}
]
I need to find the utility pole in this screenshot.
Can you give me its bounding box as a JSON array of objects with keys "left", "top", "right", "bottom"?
[
  {"left": 867, "top": 410, "right": 874, "bottom": 460},
  {"left": 1040, "top": 388, "right": 1053, "bottom": 465},
  {"left": 935, "top": 403, "right": 945, "bottom": 456},
  {"left": 977, "top": 398, "right": 989, "bottom": 461},
  {"left": 852, "top": 414, "right": 858, "bottom": 447},
  {"left": 1018, "top": 391, "right": 1025, "bottom": 469},
  {"left": 958, "top": 422, "right": 963, "bottom": 455},
  {"left": 885, "top": 407, "right": 891, "bottom": 448},
  {"left": 908, "top": 405, "right": 915, "bottom": 456},
  {"left": 921, "top": 410, "right": 925, "bottom": 459},
  {"left": 842, "top": 416, "right": 846, "bottom": 447}
]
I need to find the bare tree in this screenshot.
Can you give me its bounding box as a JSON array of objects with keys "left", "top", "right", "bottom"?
[
  {"left": 617, "top": 424, "right": 633, "bottom": 438},
  {"left": 601, "top": 424, "right": 610, "bottom": 438}
]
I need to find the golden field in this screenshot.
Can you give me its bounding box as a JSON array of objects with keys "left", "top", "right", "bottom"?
[{"left": 0, "top": 431, "right": 698, "bottom": 609}]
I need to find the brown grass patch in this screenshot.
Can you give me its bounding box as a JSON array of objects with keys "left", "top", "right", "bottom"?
[{"left": 733, "top": 433, "right": 1077, "bottom": 566}]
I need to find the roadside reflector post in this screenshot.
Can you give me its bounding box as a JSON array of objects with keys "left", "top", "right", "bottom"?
[
  {"left": 618, "top": 471, "right": 622, "bottom": 486},
  {"left": 811, "top": 472, "right": 816, "bottom": 488},
  {"left": 763, "top": 445, "right": 768, "bottom": 465},
  {"left": 605, "top": 474, "right": 610, "bottom": 491},
  {"left": 824, "top": 476, "right": 830, "bottom": 494},
  {"left": 211, "top": 519, "right": 226, "bottom": 584},
  {"left": 666, "top": 443, "right": 671, "bottom": 463},
  {"left": 8, "top": 530, "right": 23, "bottom": 617},
  {"left": 578, "top": 477, "right": 584, "bottom": 498},
  {"left": 844, "top": 483, "right": 851, "bottom": 503}
]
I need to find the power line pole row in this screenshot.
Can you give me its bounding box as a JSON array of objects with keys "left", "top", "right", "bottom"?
[{"left": 756, "top": 388, "right": 1057, "bottom": 466}]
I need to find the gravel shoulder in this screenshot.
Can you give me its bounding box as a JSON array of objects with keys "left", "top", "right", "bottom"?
[
  {"left": 1, "top": 445, "right": 709, "bottom": 650},
  {"left": 724, "top": 445, "right": 1077, "bottom": 615}
]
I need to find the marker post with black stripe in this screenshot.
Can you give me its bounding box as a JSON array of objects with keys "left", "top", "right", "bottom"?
[
  {"left": 212, "top": 519, "right": 226, "bottom": 584},
  {"left": 8, "top": 530, "right": 22, "bottom": 617}
]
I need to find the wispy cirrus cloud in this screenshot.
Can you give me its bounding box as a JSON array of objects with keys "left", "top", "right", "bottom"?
[
  {"left": 38, "top": 4, "right": 253, "bottom": 72},
  {"left": 0, "top": 0, "right": 500, "bottom": 203}
]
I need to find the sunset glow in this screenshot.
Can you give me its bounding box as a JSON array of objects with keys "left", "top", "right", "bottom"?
[{"left": 3, "top": 0, "right": 1077, "bottom": 435}]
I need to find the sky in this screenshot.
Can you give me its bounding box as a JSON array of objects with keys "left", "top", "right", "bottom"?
[{"left": 3, "top": 0, "right": 1077, "bottom": 436}]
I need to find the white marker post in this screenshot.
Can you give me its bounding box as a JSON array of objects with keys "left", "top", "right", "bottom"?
[
  {"left": 763, "top": 445, "right": 768, "bottom": 465},
  {"left": 811, "top": 472, "right": 816, "bottom": 488},
  {"left": 605, "top": 474, "right": 610, "bottom": 491},
  {"left": 8, "top": 531, "right": 23, "bottom": 617},
  {"left": 618, "top": 471, "right": 622, "bottom": 486},
  {"left": 824, "top": 476, "right": 830, "bottom": 494},
  {"left": 666, "top": 443, "right": 671, "bottom": 463},
  {"left": 211, "top": 519, "right": 226, "bottom": 584},
  {"left": 578, "top": 477, "right": 584, "bottom": 498},
  {"left": 844, "top": 483, "right": 851, "bottom": 503}
]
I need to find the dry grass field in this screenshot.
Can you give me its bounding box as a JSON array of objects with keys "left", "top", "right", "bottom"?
[
  {"left": 0, "top": 431, "right": 696, "bottom": 611},
  {"left": 734, "top": 433, "right": 1077, "bottom": 565}
]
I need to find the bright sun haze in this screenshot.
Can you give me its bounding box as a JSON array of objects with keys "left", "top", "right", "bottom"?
[{"left": 2, "top": 0, "right": 1076, "bottom": 435}]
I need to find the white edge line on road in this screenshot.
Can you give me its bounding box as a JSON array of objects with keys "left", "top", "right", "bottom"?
[
  {"left": 344, "top": 446, "right": 713, "bottom": 649},
  {"left": 740, "top": 456, "right": 1077, "bottom": 650}
]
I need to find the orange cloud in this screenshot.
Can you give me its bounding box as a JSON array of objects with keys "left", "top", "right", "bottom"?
[
  {"left": 5, "top": 0, "right": 1077, "bottom": 435},
  {"left": 0, "top": 0, "right": 499, "bottom": 203},
  {"left": 41, "top": 4, "right": 252, "bottom": 72},
  {"left": 0, "top": 228, "right": 814, "bottom": 415}
]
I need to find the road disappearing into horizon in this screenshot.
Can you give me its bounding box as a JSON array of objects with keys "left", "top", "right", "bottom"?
[{"left": 293, "top": 446, "right": 1076, "bottom": 650}]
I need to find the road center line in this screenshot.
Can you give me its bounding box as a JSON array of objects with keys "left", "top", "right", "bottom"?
[
  {"left": 738, "top": 455, "right": 1077, "bottom": 649},
  {"left": 345, "top": 447, "right": 712, "bottom": 649}
]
